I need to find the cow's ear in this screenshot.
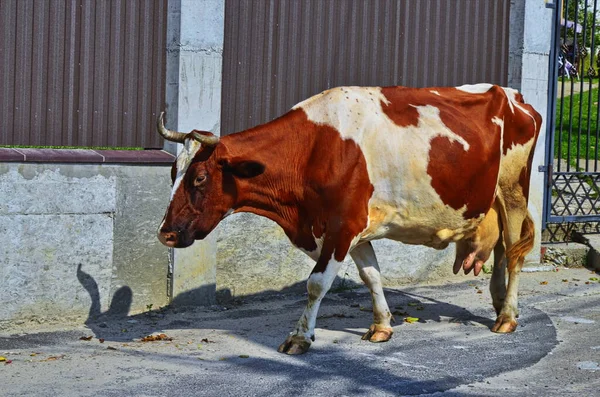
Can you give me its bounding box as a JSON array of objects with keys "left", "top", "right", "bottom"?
[{"left": 221, "top": 158, "right": 265, "bottom": 179}]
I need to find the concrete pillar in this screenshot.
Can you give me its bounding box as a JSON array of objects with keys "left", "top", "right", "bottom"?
[
  {"left": 164, "top": 0, "right": 224, "bottom": 305},
  {"left": 508, "top": 0, "right": 553, "bottom": 264}
]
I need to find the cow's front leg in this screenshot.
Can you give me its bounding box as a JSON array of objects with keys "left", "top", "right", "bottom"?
[
  {"left": 278, "top": 256, "right": 343, "bottom": 355},
  {"left": 350, "top": 242, "right": 394, "bottom": 342}
]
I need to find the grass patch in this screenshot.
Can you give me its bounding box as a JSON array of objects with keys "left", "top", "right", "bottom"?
[{"left": 555, "top": 84, "right": 600, "bottom": 160}]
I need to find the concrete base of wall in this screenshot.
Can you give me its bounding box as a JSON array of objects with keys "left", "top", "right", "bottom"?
[
  {"left": 215, "top": 213, "right": 458, "bottom": 300},
  {"left": 0, "top": 163, "right": 173, "bottom": 329}
]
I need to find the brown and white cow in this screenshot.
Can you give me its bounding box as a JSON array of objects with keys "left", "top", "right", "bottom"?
[{"left": 157, "top": 83, "right": 541, "bottom": 355}]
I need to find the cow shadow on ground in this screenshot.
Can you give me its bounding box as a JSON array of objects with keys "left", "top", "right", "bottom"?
[
  {"left": 67, "top": 266, "right": 554, "bottom": 396},
  {"left": 1, "top": 266, "right": 557, "bottom": 395},
  {"left": 74, "top": 263, "right": 495, "bottom": 346}
]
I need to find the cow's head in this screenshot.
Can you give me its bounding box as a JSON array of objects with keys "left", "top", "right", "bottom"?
[{"left": 156, "top": 113, "right": 264, "bottom": 248}]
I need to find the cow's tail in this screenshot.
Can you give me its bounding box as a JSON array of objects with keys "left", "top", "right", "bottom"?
[{"left": 505, "top": 213, "right": 535, "bottom": 272}]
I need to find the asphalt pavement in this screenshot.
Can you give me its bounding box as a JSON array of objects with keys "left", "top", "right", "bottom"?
[{"left": 1, "top": 267, "right": 600, "bottom": 396}]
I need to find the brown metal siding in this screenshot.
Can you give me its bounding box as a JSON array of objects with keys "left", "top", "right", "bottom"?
[
  {"left": 0, "top": 0, "right": 167, "bottom": 148},
  {"left": 222, "top": 0, "right": 510, "bottom": 135}
]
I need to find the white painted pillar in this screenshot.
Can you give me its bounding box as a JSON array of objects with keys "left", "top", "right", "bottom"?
[
  {"left": 164, "top": 0, "right": 224, "bottom": 305},
  {"left": 509, "top": 0, "right": 554, "bottom": 264}
]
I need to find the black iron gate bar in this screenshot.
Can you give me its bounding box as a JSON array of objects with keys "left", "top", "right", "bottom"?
[{"left": 545, "top": 0, "right": 600, "bottom": 226}]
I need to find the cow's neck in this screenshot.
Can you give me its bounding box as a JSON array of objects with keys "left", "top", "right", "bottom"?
[{"left": 224, "top": 110, "right": 316, "bottom": 250}]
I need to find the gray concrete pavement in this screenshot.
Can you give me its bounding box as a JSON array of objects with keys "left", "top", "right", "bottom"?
[{"left": 2, "top": 267, "right": 600, "bottom": 396}]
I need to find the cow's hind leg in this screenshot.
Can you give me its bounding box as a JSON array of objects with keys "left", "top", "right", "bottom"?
[
  {"left": 278, "top": 257, "right": 343, "bottom": 355},
  {"left": 350, "top": 242, "right": 393, "bottom": 342},
  {"left": 490, "top": 238, "right": 507, "bottom": 316},
  {"left": 492, "top": 199, "right": 535, "bottom": 333}
]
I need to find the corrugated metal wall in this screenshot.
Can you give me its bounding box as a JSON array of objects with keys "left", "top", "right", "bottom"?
[
  {"left": 222, "top": 0, "right": 510, "bottom": 135},
  {"left": 0, "top": 0, "right": 167, "bottom": 148}
]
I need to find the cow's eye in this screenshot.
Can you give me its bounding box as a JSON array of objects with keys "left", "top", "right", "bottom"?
[{"left": 194, "top": 175, "right": 207, "bottom": 187}]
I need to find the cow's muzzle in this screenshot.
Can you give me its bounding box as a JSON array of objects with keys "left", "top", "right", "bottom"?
[{"left": 157, "top": 228, "right": 194, "bottom": 248}]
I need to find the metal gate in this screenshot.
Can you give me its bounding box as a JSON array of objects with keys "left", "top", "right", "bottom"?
[{"left": 545, "top": 0, "right": 600, "bottom": 241}]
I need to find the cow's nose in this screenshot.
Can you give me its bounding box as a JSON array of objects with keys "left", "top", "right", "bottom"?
[{"left": 158, "top": 230, "right": 178, "bottom": 247}]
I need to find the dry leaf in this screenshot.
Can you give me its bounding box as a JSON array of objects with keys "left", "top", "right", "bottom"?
[
  {"left": 0, "top": 357, "right": 6, "bottom": 362},
  {"left": 476, "top": 290, "right": 483, "bottom": 294},
  {"left": 562, "top": 279, "right": 569, "bottom": 282},
  {"left": 79, "top": 336, "right": 93, "bottom": 341},
  {"left": 141, "top": 333, "right": 173, "bottom": 342},
  {"left": 405, "top": 317, "right": 420, "bottom": 324},
  {"left": 106, "top": 346, "right": 118, "bottom": 351},
  {"left": 99, "top": 338, "right": 105, "bottom": 343},
  {"left": 200, "top": 338, "right": 215, "bottom": 343},
  {"left": 540, "top": 281, "right": 548, "bottom": 285}
]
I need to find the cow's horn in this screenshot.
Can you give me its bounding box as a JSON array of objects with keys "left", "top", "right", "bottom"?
[
  {"left": 191, "top": 131, "right": 220, "bottom": 146},
  {"left": 157, "top": 112, "right": 187, "bottom": 143}
]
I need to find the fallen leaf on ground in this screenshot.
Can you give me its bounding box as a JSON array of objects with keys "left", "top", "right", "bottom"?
[
  {"left": 407, "top": 302, "right": 420, "bottom": 307},
  {"left": 106, "top": 346, "right": 118, "bottom": 351},
  {"left": 540, "top": 281, "right": 548, "bottom": 285},
  {"left": 79, "top": 336, "right": 93, "bottom": 341},
  {"left": 359, "top": 306, "right": 372, "bottom": 312},
  {"left": 141, "top": 333, "right": 173, "bottom": 342},
  {"left": 99, "top": 338, "right": 105, "bottom": 343},
  {"left": 0, "top": 357, "right": 6, "bottom": 362},
  {"left": 5, "top": 360, "right": 12, "bottom": 364},
  {"left": 200, "top": 338, "right": 215, "bottom": 343},
  {"left": 562, "top": 279, "right": 569, "bottom": 282},
  {"left": 239, "top": 355, "right": 250, "bottom": 358},
  {"left": 476, "top": 290, "right": 483, "bottom": 294},
  {"left": 405, "top": 317, "right": 420, "bottom": 324},
  {"left": 590, "top": 277, "right": 599, "bottom": 281}
]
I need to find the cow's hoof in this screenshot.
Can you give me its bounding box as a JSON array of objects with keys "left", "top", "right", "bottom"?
[
  {"left": 277, "top": 335, "right": 311, "bottom": 355},
  {"left": 491, "top": 314, "right": 518, "bottom": 333},
  {"left": 361, "top": 324, "right": 393, "bottom": 342}
]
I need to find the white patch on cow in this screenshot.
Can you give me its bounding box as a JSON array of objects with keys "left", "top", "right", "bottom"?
[
  {"left": 430, "top": 90, "right": 441, "bottom": 96},
  {"left": 288, "top": 256, "right": 343, "bottom": 341},
  {"left": 513, "top": 101, "right": 537, "bottom": 130},
  {"left": 500, "top": 87, "right": 522, "bottom": 114},
  {"left": 170, "top": 139, "right": 202, "bottom": 201},
  {"left": 297, "top": 234, "right": 324, "bottom": 261},
  {"left": 456, "top": 83, "right": 493, "bottom": 94},
  {"left": 296, "top": 86, "right": 479, "bottom": 248}
]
